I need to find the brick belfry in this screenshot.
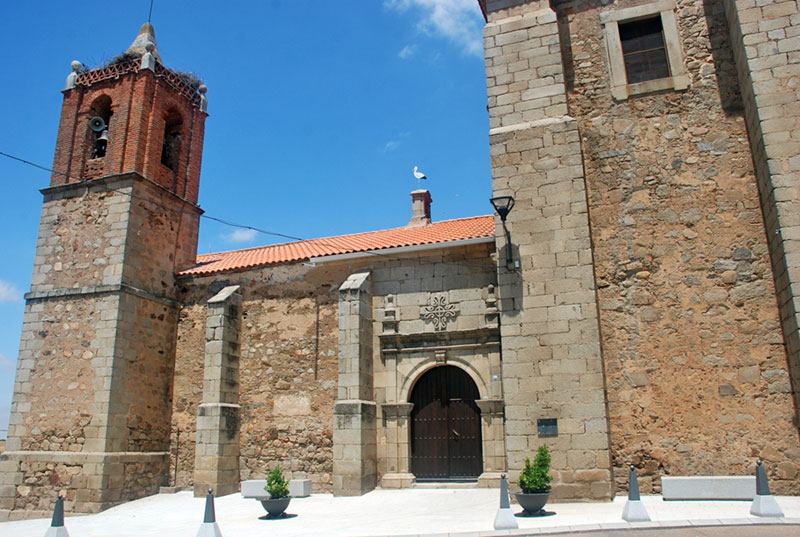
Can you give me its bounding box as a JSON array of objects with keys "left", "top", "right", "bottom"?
[{"left": 1, "top": 24, "right": 207, "bottom": 516}]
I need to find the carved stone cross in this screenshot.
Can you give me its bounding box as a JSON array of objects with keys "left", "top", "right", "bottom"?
[{"left": 422, "top": 294, "right": 458, "bottom": 331}]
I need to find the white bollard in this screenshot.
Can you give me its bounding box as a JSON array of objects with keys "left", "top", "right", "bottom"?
[
  {"left": 43, "top": 495, "right": 69, "bottom": 537},
  {"left": 621, "top": 465, "right": 650, "bottom": 522},
  {"left": 196, "top": 489, "right": 223, "bottom": 537},
  {"left": 750, "top": 460, "right": 784, "bottom": 518},
  {"left": 493, "top": 474, "right": 519, "bottom": 530}
]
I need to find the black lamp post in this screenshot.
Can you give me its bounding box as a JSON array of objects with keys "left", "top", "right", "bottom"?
[{"left": 490, "top": 196, "right": 515, "bottom": 269}]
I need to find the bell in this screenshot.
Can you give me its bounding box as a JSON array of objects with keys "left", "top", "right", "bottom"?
[{"left": 97, "top": 129, "right": 109, "bottom": 142}]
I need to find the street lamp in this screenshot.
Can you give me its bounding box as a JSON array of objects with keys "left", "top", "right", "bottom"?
[{"left": 490, "top": 196, "right": 516, "bottom": 269}]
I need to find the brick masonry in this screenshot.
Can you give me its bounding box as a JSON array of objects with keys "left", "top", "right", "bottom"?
[{"left": 51, "top": 62, "right": 206, "bottom": 205}]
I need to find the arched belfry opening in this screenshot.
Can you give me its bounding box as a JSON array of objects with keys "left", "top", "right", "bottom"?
[
  {"left": 409, "top": 365, "right": 483, "bottom": 481},
  {"left": 161, "top": 109, "right": 183, "bottom": 171},
  {"left": 88, "top": 95, "right": 112, "bottom": 160}
]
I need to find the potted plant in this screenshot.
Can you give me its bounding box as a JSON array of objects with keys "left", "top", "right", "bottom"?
[
  {"left": 261, "top": 465, "right": 291, "bottom": 517},
  {"left": 513, "top": 444, "right": 552, "bottom": 515}
]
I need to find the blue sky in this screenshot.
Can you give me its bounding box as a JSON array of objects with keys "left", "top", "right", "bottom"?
[{"left": 0, "top": 1, "right": 492, "bottom": 437}]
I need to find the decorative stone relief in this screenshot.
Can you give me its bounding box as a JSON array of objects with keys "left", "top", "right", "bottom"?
[
  {"left": 485, "top": 284, "right": 499, "bottom": 328},
  {"left": 382, "top": 294, "right": 397, "bottom": 334},
  {"left": 421, "top": 293, "right": 458, "bottom": 331}
]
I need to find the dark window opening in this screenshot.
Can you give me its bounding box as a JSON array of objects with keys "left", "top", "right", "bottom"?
[
  {"left": 161, "top": 111, "right": 183, "bottom": 171},
  {"left": 89, "top": 96, "right": 112, "bottom": 159},
  {"left": 619, "top": 16, "right": 670, "bottom": 84}
]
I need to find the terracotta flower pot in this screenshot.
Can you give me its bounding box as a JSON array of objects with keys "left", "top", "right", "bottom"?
[
  {"left": 512, "top": 491, "right": 550, "bottom": 515},
  {"left": 260, "top": 497, "right": 291, "bottom": 517}
]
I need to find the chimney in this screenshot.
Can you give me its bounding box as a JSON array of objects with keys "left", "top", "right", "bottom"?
[{"left": 408, "top": 189, "right": 432, "bottom": 227}]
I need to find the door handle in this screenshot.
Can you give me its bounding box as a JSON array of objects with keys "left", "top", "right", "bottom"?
[{"left": 452, "top": 429, "right": 460, "bottom": 438}]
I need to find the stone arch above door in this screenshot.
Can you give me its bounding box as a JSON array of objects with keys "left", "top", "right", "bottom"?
[{"left": 400, "top": 357, "right": 488, "bottom": 404}]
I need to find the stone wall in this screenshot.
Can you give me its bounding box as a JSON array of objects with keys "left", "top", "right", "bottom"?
[
  {"left": 116, "top": 292, "right": 178, "bottom": 453},
  {"left": 173, "top": 243, "right": 498, "bottom": 494},
  {"left": 369, "top": 243, "right": 500, "bottom": 486},
  {"left": 4, "top": 168, "right": 200, "bottom": 516},
  {"left": 723, "top": 0, "right": 800, "bottom": 431},
  {"left": 0, "top": 452, "right": 166, "bottom": 520},
  {"left": 28, "top": 185, "right": 128, "bottom": 292},
  {"left": 174, "top": 264, "right": 344, "bottom": 492},
  {"left": 483, "top": 0, "right": 615, "bottom": 500},
  {"left": 11, "top": 295, "right": 103, "bottom": 452},
  {"left": 550, "top": 0, "right": 800, "bottom": 493}
]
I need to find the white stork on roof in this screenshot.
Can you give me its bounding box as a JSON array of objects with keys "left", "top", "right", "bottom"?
[{"left": 413, "top": 166, "right": 427, "bottom": 188}]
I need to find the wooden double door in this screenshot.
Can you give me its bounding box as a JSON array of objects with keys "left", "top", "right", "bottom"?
[{"left": 410, "top": 366, "right": 482, "bottom": 481}]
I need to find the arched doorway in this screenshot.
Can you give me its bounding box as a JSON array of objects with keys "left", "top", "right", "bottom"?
[{"left": 409, "top": 365, "right": 482, "bottom": 481}]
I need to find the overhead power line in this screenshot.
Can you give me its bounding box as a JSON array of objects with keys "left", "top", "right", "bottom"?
[{"left": 0, "top": 149, "right": 502, "bottom": 271}]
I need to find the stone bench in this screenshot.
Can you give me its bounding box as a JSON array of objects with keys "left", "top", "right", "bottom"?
[
  {"left": 241, "top": 480, "right": 269, "bottom": 500},
  {"left": 289, "top": 478, "right": 312, "bottom": 498},
  {"left": 661, "top": 476, "right": 755, "bottom": 500},
  {"left": 240, "top": 478, "right": 312, "bottom": 499}
]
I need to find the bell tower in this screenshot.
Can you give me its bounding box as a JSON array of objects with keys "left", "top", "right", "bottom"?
[{"left": 2, "top": 23, "right": 208, "bottom": 516}]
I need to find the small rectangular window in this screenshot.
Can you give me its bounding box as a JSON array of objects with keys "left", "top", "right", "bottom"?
[
  {"left": 600, "top": 0, "right": 689, "bottom": 100},
  {"left": 619, "top": 17, "right": 670, "bottom": 84}
]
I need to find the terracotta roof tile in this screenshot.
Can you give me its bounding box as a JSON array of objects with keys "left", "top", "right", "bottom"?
[{"left": 178, "top": 215, "right": 495, "bottom": 277}]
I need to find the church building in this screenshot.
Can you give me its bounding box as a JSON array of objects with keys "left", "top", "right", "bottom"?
[{"left": 2, "top": 0, "right": 799, "bottom": 518}]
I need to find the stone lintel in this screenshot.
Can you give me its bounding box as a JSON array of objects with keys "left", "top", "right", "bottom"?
[
  {"left": 476, "top": 398, "right": 505, "bottom": 416},
  {"left": 340, "top": 271, "right": 371, "bottom": 293},
  {"left": 489, "top": 115, "right": 577, "bottom": 137},
  {"left": 380, "top": 403, "right": 414, "bottom": 419},
  {"left": 208, "top": 285, "right": 241, "bottom": 304},
  {"left": 380, "top": 327, "right": 500, "bottom": 353},
  {"left": 1, "top": 450, "right": 169, "bottom": 463},
  {"left": 40, "top": 172, "right": 204, "bottom": 214},
  {"left": 334, "top": 400, "right": 377, "bottom": 416},
  {"left": 197, "top": 402, "right": 241, "bottom": 413},
  {"left": 24, "top": 282, "right": 179, "bottom": 308}
]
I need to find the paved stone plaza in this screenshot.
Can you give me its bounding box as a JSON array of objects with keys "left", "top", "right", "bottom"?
[{"left": 0, "top": 489, "right": 799, "bottom": 537}]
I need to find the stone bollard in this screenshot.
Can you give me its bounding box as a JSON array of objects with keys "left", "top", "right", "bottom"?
[
  {"left": 493, "top": 473, "right": 518, "bottom": 530},
  {"left": 43, "top": 495, "right": 70, "bottom": 537},
  {"left": 750, "top": 460, "right": 784, "bottom": 517},
  {"left": 196, "top": 488, "right": 223, "bottom": 537},
  {"left": 621, "top": 465, "right": 650, "bottom": 522}
]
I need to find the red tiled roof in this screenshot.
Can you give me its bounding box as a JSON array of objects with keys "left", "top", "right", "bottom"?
[{"left": 178, "top": 215, "right": 495, "bottom": 277}]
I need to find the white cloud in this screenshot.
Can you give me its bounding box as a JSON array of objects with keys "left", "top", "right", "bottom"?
[
  {"left": 226, "top": 228, "right": 258, "bottom": 243},
  {"left": 0, "top": 280, "right": 22, "bottom": 303},
  {"left": 399, "top": 44, "right": 418, "bottom": 59},
  {"left": 384, "top": 132, "right": 412, "bottom": 152},
  {"left": 386, "top": 0, "right": 485, "bottom": 57},
  {"left": 385, "top": 140, "right": 401, "bottom": 152}
]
